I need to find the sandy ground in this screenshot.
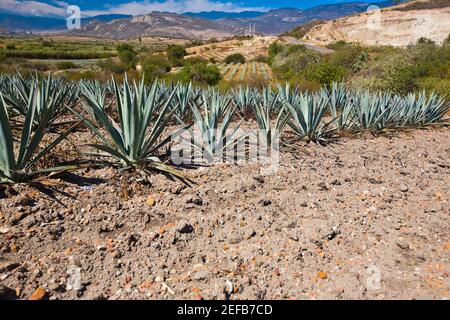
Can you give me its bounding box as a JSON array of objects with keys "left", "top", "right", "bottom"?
[
  {"left": 304, "top": 5, "right": 450, "bottom": 47},
  {"left": 0, "top": 126, "right": 449, "bottom": 300}
]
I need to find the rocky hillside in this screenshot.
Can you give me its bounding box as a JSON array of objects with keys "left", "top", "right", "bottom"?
[
  {"left": 302, "top": 0, "right": 450, "bottom": 46},
  {"left": 67, "top": 2, "right": 396, "bottom": 40},
  {"left": 217, "top": 2, "right": 393, "bottom": 35},
  {"left": 72, "top": 12, "right": 232, "bottom": 40}
]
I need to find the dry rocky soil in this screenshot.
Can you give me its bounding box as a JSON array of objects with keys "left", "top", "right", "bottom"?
[{"left": 0, "top": 126, "right": 449, "bottom": 300}]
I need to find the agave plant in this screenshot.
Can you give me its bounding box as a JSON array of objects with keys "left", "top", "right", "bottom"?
[
  {"left": 395, "top": 91, "right": 450, "bottom": 126},
  {"left": 80, "top": 79, "right": 111, "bottom": 123},
  {"left": 189, "top": 90, "right": 243, "bottom": 162},
  {"left": 2, "top": 73, "right": 78, "bottom": 126},
  {"left": 254, "top": 86, "right": 280, "bottom": 112},
  {"left": 169, "top": 82, "right": 200, "bottom": 123},
  {"left": 232, "top": 86, "right": 256, "bottom": 117},
  {"left": 0, "top": 85, "right": 78, "bottom": 183},
  {"left": 72, "top": 77, "right": 184, "bottom": 176},
  {"left": 326, "top": 82, "right": 349, "bottom": 115},
  {"left": 284, "top": 92, "right": 333, "bottom": 142},
  {"left": 253, "top": 87, "right": 289, "bottom": 148},
  {"left": 277, "top": 82, "right": 300, "bottom": 106},
  {"left": 351, "top": 91, "right": 396, "bottom": 130}
]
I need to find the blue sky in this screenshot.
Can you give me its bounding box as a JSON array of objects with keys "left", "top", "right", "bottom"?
[{"left": 2, "top": 0, "right": 382, "bottom": 17}]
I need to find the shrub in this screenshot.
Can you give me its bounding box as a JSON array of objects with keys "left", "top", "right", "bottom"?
[
  {"left": 253, "top": 55, "right": 268, "bottom": 63},
  {"left": 305, "top": 62, "right": 346, "bottom": 86},
  {"left": 330, "top": 45, "right": 368, "bottom": 72},
  {"left": 56, "top": 61, "right": 77, "bottom": 70},
  {"left": 19, "top": 61, "right": 52, "bottom": 72},
  {"left": 224, "top": 53, "right": 246, "bottom": 65},
  {"left": 183, "top": 56, "right": 208, "bottom": 65},
  {"left": 97, "top": 59, "right": 128, "bottom": 74},
  {"left": 418, "top": 77, "right": 450, "bottom": 98},
  {"left": 417, "top": 37, "right": 436, "bottom": 45},
  {"left": 445, "top": 33, "right": 450, "bottom": 44},
  {"left": 178, "top": 62, "right": 221, "bottom": 86},
  {"left": 141, "top": 55, "right": 172, "bottom": 80},
  {"left": 167, "top": 44, "right": 187, "bottom": 62},
  {"left": 268, "top": 42, "right": 283, "bottom": 65},
  {"left": 117, "top": 44, "right": 138, "bottom": 70}
]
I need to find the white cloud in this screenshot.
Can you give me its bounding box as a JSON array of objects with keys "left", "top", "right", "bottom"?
[
  {"left": 1, "top": 0, "right": 270, "bottom": 18},
  {"left": 1, "top": 0, "right": 67, "bottom": 17}
]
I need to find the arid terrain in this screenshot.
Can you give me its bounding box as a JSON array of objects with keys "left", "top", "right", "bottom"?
[
  {"left": 1, "top": 126, "right": 449, "bottom": 300},
  {"left": 303, "top": 1, "right": 450, "bottom": 46},
  {"left": 186, "top": 36, "right": 276, "bottom": 61}
]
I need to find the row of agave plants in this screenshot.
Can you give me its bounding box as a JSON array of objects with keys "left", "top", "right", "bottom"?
[{"left": 0, "top": 73, "right": 449, "bottom": 184}]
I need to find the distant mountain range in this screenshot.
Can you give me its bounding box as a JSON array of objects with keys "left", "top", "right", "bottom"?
[
  {"left": 0, "top": 1, "right": 399, "bottom": 38},
  {"left": 0, "top": 13, "right": 132, "bottom": 32},
  {"left": 183, "top": 11, "right": 265, "bottom": 20}
]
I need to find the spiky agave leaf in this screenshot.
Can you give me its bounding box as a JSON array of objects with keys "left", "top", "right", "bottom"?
[
  {"left": 189, "top": 90, "right": 244, "bottom": 162},
  {"left": 74, "top": 76, "right": 186, "bottom": 177},
  {"left": 232, "top": 86, "right": 256, "bottom": 117},
  {"left": 277, "top": 82, "right": 300, "bottom": 106},
  {"left": 170, "top": 82, "right": 200, "bottom": 123},
  {"left": 3, "top": 73, "right": 78, "bottom": 126},
  {"left": 253, "top": 87, "right": 289, "bottom": 148},
  {"left": 351, "top": 91, "right": 394, "bottom": 130},
  {"left": 284, "top": 92, "right": 333, "bottom": 142},
  {"left": 396, "top": 91, "right": 450, "bottom": 126},
  {"left": 325, "top": 82, "right": 349, "bottom": 117},
  {"left": 80, "top": 79, "right": 110, "bottom": 123},
  {"left": 0, "top": 84, "right": 79, "bottom": 183}
]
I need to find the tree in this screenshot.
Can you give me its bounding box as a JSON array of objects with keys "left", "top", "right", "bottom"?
[
  {"left": 224, "top": 53, "right": 245, "bottom": 64},
  {"left": 178, "top": 62, "right": 221, "bottom": 85},
  {"left": 167, "top": 45, "right": 187, "bottom": 61},
  {"left": 305, "top": 61, "right": 346, "bottom": 86},
  {"left": 268, "top": 41, "right": 283, "bottom": 65},
  {"left": 141, "top": 55, "right": 172, "bottom": 81},
  {"left": 117, "top": 44, "right": 138, "bottom": 70}
]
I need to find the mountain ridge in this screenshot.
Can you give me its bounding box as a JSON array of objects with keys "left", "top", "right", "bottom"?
[{"left": 0, "top": 1, "right": 400, "bottom": 38}]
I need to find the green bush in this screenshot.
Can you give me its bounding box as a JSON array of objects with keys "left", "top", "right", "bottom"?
[
  {"left": 167, "top": 44, "right": 187, "bottom": 64},
  {"left": 305, "top": 62, "right": 346, "bottom": 86},
  {"left": 178, "top": 62, "right": 221, "bottom": 85},
  {"left": 141, "top": 55, "right": 172, "bottom": 80},
  {"left": 445, "top": 33, "right": 450, "bottom": 44},
  {"left": 268, "top": 42, "right": 283, "bottom": 65},
  {"left": 224, "top": 53, "right": 246, "bottom": 65},
  {"left": 330, "top": 45, "right": 368, "bottom": 72},
  {"left": 97, "top": 59, "right": 128, "bottom": 74},
  {"left": 418, "top": 77, "right": 450, "bottom": 97},
  {"left": 117, "top": 44, "right": 138, "bottom": 70}
]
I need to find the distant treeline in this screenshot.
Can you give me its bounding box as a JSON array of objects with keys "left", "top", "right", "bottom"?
[{"left": 3, "top": 50, "right": 116, "bottom": 60}]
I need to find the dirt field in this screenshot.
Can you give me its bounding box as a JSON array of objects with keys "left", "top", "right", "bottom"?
[
  {"left": 0, "top": 126, "right": 449, "bottom": 300},
  {"left": 186, "top": 36, "right": 276, "bottom": 62}
]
